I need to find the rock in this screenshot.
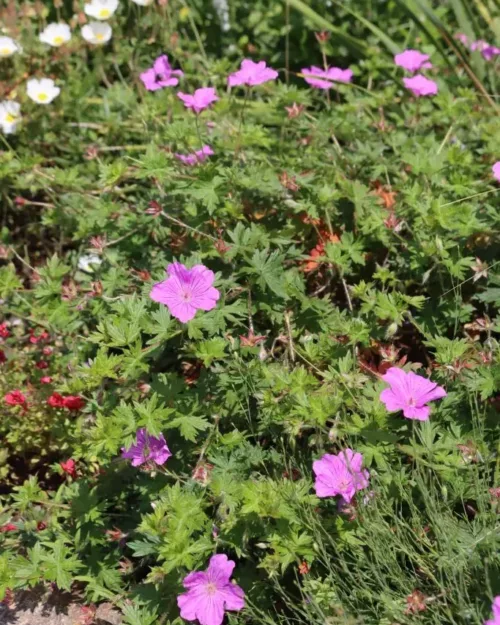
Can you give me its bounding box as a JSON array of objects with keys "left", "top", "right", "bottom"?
[{"left": 0, "top": 588, "right": 121, "bottom": 625}]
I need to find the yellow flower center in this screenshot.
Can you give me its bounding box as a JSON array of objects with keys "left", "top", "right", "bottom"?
[
  {"left": 99, "top": 8, "right": 110, "bottom": 17},
  {"left": 37, "top": 93, "right": 48, "bottom": 102},
  {"left": 5, "top": 113, "right": 17, "bottom": 123},
  {"left": 96, "top": 33, "right": 105, "bottom": 41},
  {"left": 53, "top": 36, "right": 64, "bottom": 45},
  {"left": 0, "top": 47, "right": 12, "bottom": 56}
]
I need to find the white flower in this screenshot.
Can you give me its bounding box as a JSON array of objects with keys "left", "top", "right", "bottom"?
[
  {"left": 130, "top": 0, "right": 154, "bottom": 5},
  {"left": 81, "top": 22, "right": 113, "bottom": 45},
  {"left": 39, "top": 23, "right": 71, "bottom": 47},
  {"left": 0, "top": 36, "right": 21, "bottom": 58},
  {"left": 78, "top": 254, "right": 102, "bottom": 273},
  {"left": 27, "top": 78, "right": 61, "bottom": 105},
  {"left": 84, "top": 0, "right": 119, "bottom": 20},
  {"left": 0, "top": 101, "right": 21, "bottom": 135}
]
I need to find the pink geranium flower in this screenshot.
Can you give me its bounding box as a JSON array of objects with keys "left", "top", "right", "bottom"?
[
  {"left": 150, "top": 262, "right": 220, "bottom": 323},
  {"left": 486, "top": 597, "right": 500, "bottom": 625},
  {"left": 403, "top": 74, "right": 438, "bottom": 97},
  {"left": 177, "top": 87, "right": 218, "bottom": 113},
  {"left": 313, "top": 449, "right": 369, "bottom": 503},
  {"left": 177, "top": 554, "right": 245, "bottom": 625},
  {"left": 455, "top": 33, "right": 469, "bottom": 45},
  {"left": 302, "top": 66, "right": 353, "bottom": 89},
  {"left": 394, "top": 49, "right": 432, "bottom": 72},
  {"left": 228, "top": 59, "right": 278, "bottom": 87},
  {"left": 121, "top": 428, "right": 171, "bottom": 467},
  {"left": 140, "top": 55, "right": 184, "bottom": 91},
  {"left": 492, "top": 162, "right": 500, "bottom": 182},
  {"left": 380, "top": 367, "right": 446, "bottom": 421},
  {"left": 175, "top": 145, "right": 214, "bottom": 166}
]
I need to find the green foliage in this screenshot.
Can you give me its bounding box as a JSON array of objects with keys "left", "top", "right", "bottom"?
[{"left": 0, "top": 0, "right": 500, "bottom": 624}]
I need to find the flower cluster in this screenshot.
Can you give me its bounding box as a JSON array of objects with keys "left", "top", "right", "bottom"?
[
  {"left": 456, "top": 33, "right": 500, "bottom": 61},
  {"left": 395, "top": 48, "right": 438, "bottom": 97},
  {"left": 48, "top": 393, "right": 86, "bottom": 411}
]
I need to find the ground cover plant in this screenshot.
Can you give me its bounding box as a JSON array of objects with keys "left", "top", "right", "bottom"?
[{"left": 1, "top": 0, "right": 500, "bottom": 624}]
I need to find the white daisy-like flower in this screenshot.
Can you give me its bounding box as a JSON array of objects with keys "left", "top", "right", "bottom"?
[
  {"left": 77, "top": 254, "right": 102, "bottom": 273},
  {"left": 130, "top": 0, "right": 154, "bottom": 5},
  {"left": 0, "top": 36, "right": 21, "bottom": 58},
  {"left": 39, "top": 23, "right": 71, "bottom": 47},
  {"left": 81, "top": 22, "right": 113, "bottom": 45},
  {"left": 27, "top": 78, "right": 61, "bottom": 105},
  {"left": 84, "top": 0, "right": 119, "bottom": 20},
  {"left": 0, "top": 101, "right": 21, "bottom": 135}
]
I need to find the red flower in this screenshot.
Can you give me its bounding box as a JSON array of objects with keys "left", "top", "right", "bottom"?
[
  {"left": 42, "top": 346, "right": 54, "bottom": 356},
  {"left": 0, "top": 323, "right": 9, "bottom": 338},
  {"left": 35, "top": 360, "right": 49, "bottom": 370},
  {"left": 29, "top": 329, "right": 49, "bottom": 344},
  {"left": 48, "top": 392, "right": 65, "bottom": 408},
  {"left": 0, "top": 523, "right": 17, "bottom": 533},
  {"left": 36, "top": 521, "right": 47, "bottom": 531},
  {"left": 60, "top": 459, "right": 77, "bottom": 478},
  {"left": 63, "top": 396, "right": 85, "bottom": 411},
  {"left": 40, "top": 376, "right": 52, "bottom": 384},
  {"left": 0, "top": 350, "right": 6, "bottom": 364},
  {"left": 298, "top": 561, "right": 310, "bottom": 575},
  {"left": 4, "top": 390, "right": 27, "bottom": 407}
]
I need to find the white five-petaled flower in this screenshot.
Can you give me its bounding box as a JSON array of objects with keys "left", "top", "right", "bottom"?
[
  {"left": 81, "top": 22, "right": 113, "bottom": 45},
  {"left": 84, "top": 0, "right": 119, "bottom": 20},
  {"left": 39, "top": 23, "right": 72, "bottom": 47},
  {"left": 27, "top": 78, "right": 61, "bottom": 105},
  {"left": 0, "top": 36, "right": 21, "bottom": 58},
  {"left": 0, "top": 101, "right": 21, "bottom": 135}
]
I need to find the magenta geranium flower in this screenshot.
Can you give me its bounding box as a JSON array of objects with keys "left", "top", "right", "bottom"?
[
  {"left": 486, "top": 597, "right": 500, "bottom": 625},
  {"left": 313, "top": 449, "right": 369, "bottom": 503},
  {"left": 177, "top": 87, "right": 218, "bottom": 113},
  {"left": 140, "top": 55, "right": 184, "bottom": 91},
  {"left": 228, "top": 59, "right": 278, "bottom": 87},
  {"left": 403, "top": 74, "right": 438, "bottom": 97},
  {"left": 394, "top": 49, "right": 432, "bottom": 72},
  {"left": 471, "top": 40, "right": 500, "bottom": 60},
  {"left": 380, "top": 367, "right": 446, "bottom": 421},
  {"left": 177, "top": 554, "right": 245, "bottom": 625},
  {"left": 492, "top": 162, "right": 500, "bottom": 182},
  {"left": 150, "top": 262, "right": 220, "bottom": 323},
  {"left": 121, "top": 428, "right": 171, "bottom": 466},
  {"left": 302, "top": 66, "right": 352, "bottom": 89},
  {"left": 175, "top": 145, "right": 214, "bottom": 166}
]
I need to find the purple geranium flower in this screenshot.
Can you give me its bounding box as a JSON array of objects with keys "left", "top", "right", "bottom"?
[
  {"left": 228, "top": 59, "right": 278, "bottom": 87},
  {"left": 150, "top": 262, "right": 220, "bottom": 323},
  {"left": 121, "top": 428, "right": 171, "bottom": 466},
  {"left": 302, "top": 65, "right": 353, "bottom": 89},
  {"left": 380, "top": 367, "right": 447, "bottom": 421},
  {"left": 177, "top": 87, "right": 218, "bottom": 113},
  {"left": 403, "top": 74, "right": 438, "bottom": 97},
  {"left": 175, "top": 145, "right": 214, "bottom": 166},
  {"left": 486, "top": 597, "right": 500, "bottom": 625},
  {"left": 313, "top": 449, "right": 369, "bottom": 503},
  {"left": 493, "top": 162, "right": 500, "bottom": 182},
  {"left": 471, "top": 40, "right": 500, "bottom": 60},
  {"left": 140, "top": 55, "right": 184, "bottom": 91},
  {"left": 177, "top": 554, "right": 245, "bottom": 625},
  {"left": 394, "top": 49, "right": 432, "bottom": 72}
]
